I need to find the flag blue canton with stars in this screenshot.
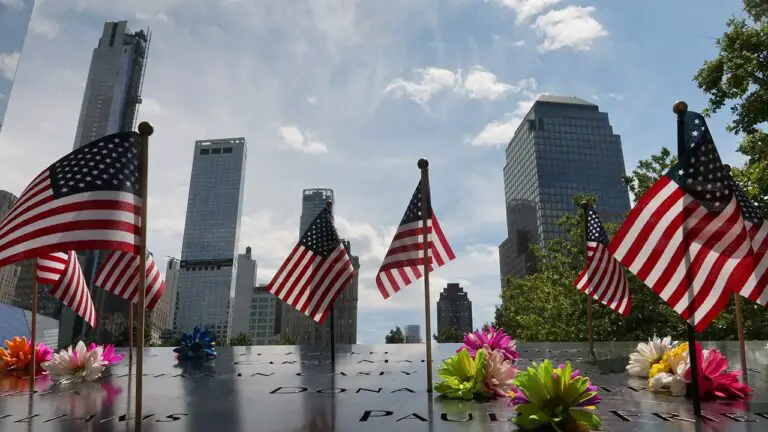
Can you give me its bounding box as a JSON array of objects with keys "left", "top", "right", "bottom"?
[
  {"left": 585, "top": 207, "right": 609, "bottom": 245},
  {"left": 299, "top": 207, "right": 341, "bottom": 258},
  {"left": 50, "top": 132, "right": 143, "bottom": 198},
  {"left": 399, "top": 181, "right": 431, "bottom": 226},
  {"left": 667, "top": 110, "right": 732, "bottom": 214}
]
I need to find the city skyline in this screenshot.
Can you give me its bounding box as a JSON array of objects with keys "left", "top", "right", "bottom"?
[{"left": 0, "top": 2, "right": 751, "bottom": 343}]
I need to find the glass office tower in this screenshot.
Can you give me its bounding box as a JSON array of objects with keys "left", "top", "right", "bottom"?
[
  {"left": 174, "top": 138, "right": 247, "bottom": 341},
  {"left": 499, "top": 95, "right": 631, "bottom": 283},
  {"left": 0, "top": 0, "right": 34, "bottom": 134}
]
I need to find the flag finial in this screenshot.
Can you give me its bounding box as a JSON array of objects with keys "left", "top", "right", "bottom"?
[
  {"left": 672, "top": 101, "right": 688, "bottom": 115},
  {"left": 418, "top": 158, "right": 429, "bottom": 169},
  {"left": 138, "top": 121, "right": 154, "bottom": 137}
]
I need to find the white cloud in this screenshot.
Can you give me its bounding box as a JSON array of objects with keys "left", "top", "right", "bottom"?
[
  {"left": 136, "top": 12, "right": 169, "bottom": 21},
  {"left": 382, "top": 67, "right": 459, "bottom": 106},
  {"left": 607, "top": 92, "right": 624, "bottom": 100},
  {"left": 29, "top": 16, "right": 60, "bottom": 39},
  {"left": 469, "top": 95, "right": 540, "bottom": 147},
  {"left": 513, "top": 40, "right": 526, "bottom": 47},
  {"left": 277, "top": 126, "right": 329, "bottom": 154},
  {"left": 139, "top": 97, "right": 163, "bottom": 115},
  {"left": 461, "top": 68, "right": 515, "bottom": 100},
  {"left": 0, "top": 52, "right": 20, "bottom": 80},
  {"left": 0, "top": 0, "right": 25, "bottom": 10},
  {"left": 493, "top": 0, "right": 563, "bottom": 22},
  {"left": 533, "top": 6, "right": 608, "bottom": 52},
  {"left": 306, "top": 95, "right": 317, "bottom": 105}
]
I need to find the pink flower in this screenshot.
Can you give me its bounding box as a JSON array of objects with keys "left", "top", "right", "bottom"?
[
  {"left": 483, "top": 348, "right": 518, "bottom": 396},
  {"left": 34, "top": 343, "right": 53, "bottom": 372},
  {"left": 683, "top": 342, "right": 752, "bottom": 399},
  {"left": 459, "top": 326, "right": 519, "bottom": 363},
  {"left": 88, "top": 343, "right": 124, "bottom": 366}
]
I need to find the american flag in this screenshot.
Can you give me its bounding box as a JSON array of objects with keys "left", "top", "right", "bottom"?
[
  {"left": 0, "top": 132, "right": 142, "bottom": 268},
  {"left": 267, "top": 207, "right": 355, "bottom": 323},
  {"left": 608, "top": 110, "right": 755, "bottom": 331},
  {"left": 94, "top": 250, "right": 166, "bottom": 309},
  {"left": 37, "top": 251, "right": 97, "bottom": 327},
  {"left": 376, "top": 181, "right": 455, "bottom": 299},
  {"left": 574, "top": 206, "right": 631, "bottom": 316},
  {"left": 730, "top": 181, "right": 768, "bottom": 305}
]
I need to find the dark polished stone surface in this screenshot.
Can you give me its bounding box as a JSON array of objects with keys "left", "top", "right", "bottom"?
[{"left": 1, "top": 341, "right": 768, "bottom": 431}]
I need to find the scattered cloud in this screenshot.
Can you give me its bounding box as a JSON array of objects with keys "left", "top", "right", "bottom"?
[
  {"left": 461, "top": 68, "right": 518, "bottom": 101},
  {"left": 306, "top": 95, "right": 317, "bottom": 105},
  {"left": 533, "top": 6, "right": 608, "bottom": 51},
  {"left": 136, "top": 12, "right": 169, "bottom": 22},
  {"left": 29, "top": 16, "right": 60, "bottom": 39},
  {"left": 607, "top": 92, "right": 624, "bottom": 100},
  {"left": 0, "top": 52, "right": 20, "bottom": 80},
  {"left": 277, "top": 126, "right": 329, "bottom": 154},
  {"left": 382, "top": 67, "right": 459, "bottom": 106},
  {"left": 469, "top": 95, "right": 540, "bottom": 147},
  {"left": 0, "top": 0, "right": 25, "bottom": 10},
  {"left": 513, "top": 40, "right": 526, "bottom": 47},
  {"left": 493, "top": 0, "right": 563, "bottom": 23}
]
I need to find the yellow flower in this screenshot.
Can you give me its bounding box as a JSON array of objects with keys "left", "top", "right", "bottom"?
[
  {"left": 0, "top": 337, "right": 33, "bottom": 372},
  {"left": 648, "top": 343, "right": 689, "bottom": 380}
]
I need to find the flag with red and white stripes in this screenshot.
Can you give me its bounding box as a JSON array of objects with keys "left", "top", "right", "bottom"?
[
  {"left": 0, "top": 132, "right": 142, "bottom": 268},
  {"left": 94, "top": 250, "right": 165, "bottom": 309},
  {"left": 37, "top": 251, "right": 97, "bottom": 327},
  {"left": 376, "top": 181, "right": 455, "bottom": 299},
  {"left": 608, "top": 110, "right": 755, "bottom": 332},
  {"left": 267, "top": 206, "right": 355, "bottom": 323},
  {"left": 574, "top": 206, "right": 631, "bottom": 316},
  {"left": 730, "top": 181, "right": 768, "bottom": 305}
]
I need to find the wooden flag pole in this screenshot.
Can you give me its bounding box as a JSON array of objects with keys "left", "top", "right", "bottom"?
[
  {"left": 135, "top": 121, "right": 153, "bottom": 428},
  {"left": 325, "top": 199, "right": 336, "bottom": 366},
  {"left": 29, "top": 280, "right": 38, "bottom": 385},
  {"left": 674, "top": 100, "right": 702, "bottom": 417},
  {"left": 580, "top": 203, "right": 597, "bottom": 361},
  {"left": 734, "top": 294, "right": 749, "bottom": 384},
  {"left": 128, "top": 302, "right": 134, "bottom": 364},
  {"left": 417, "top": 158, "right": 434, "bottom": 393}
]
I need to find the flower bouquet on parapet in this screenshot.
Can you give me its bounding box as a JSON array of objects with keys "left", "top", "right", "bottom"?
[
  {"left": 41, "top": 341, "right": 123, "bottom": 385},
  {"left": 174, "top": 327, "right": 217, "bottom": 362},
  {"left": 434, "top": 327, "right": 519, "bottom": 400},
  {"left": 509, "top": 360, "right": 602, "bottom": 432},
  {"left": 0, "top": 336, "right": 53, "bottom": 377}
]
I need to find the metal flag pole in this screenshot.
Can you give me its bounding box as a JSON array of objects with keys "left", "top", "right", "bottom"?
[
  {"left": 673, "top": 100, "right": 702, "bottom": 417},
  {"left": 723, "top": 164, "right": 749, "bottom": 384},
  {"left": 135, "top": 121, "right": 153, "bottom": 429},
  {"left": 417, "top": 158, "right": 434, "bottom": 393},
  {"left": 579, "top": 203, "right": 597, "bottom": 361},
  {"left": 325, "top": 199, "right": 336, "bottom": 367}
]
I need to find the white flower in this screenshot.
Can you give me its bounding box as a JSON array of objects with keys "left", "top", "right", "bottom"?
[
  {"left": 626, "top": 335, "right": 675, "bottom": 377},
  {"left": 649, "top": 372, "right": 687, "bottom": 396},
  {"left": 41, "top": 341, "right": 107, "bottom": 384}
]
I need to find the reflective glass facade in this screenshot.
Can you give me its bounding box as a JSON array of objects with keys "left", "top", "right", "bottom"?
[
  {"left": 0, "top": 0, "right": 34, "bottom": 134},
  {"left": 175, "top": 138, "right": 246, "bottom": 341},
  {"left": 499, "top": 96, "right": 631, "bottom": 281}
]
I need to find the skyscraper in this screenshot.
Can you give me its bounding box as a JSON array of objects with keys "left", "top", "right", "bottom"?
[
  {"left": 0, "top": 0, "right": 35, "bottom": 134},
  {"left": 156, "top": 257, "right": 180, "bottom": 331},
  {"left": 174, "top": 138, "right": 247, "bottom": 341},
  {"left": 498, "top": 95, "right": 631, "bottom": 283},
  {"left": 250, "top": 284, "right": 281, "bottom": 345},
  {"left": 0, "top": 191, "right": 20, "bottom": 304},
  {"left": 437, "top": 283, "right": 473, "bottom": 335},
  {"left": 280, "top": 189, "right": 359, "bottom": 344},
  {"left": 231, "top": 247, "right": 257, "bottom": 338},
  {"left": 57, "top": 21, "right": 151, "bottom": 345},
  {"left": 404, "top": 324, "right": 421, "bottom": 344}
]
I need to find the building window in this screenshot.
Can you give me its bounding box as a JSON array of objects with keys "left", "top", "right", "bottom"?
[
  {"left": 211, "top": 148, "right": 222, "bottom": 155},
  {"left": 223, "top": 147, "right": 233, "bottom": 154},
  {"left": 200, "top": 149, "right": 210, "bottom": 155}
]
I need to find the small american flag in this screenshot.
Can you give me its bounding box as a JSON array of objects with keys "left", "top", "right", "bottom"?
[
  {"left": 608, "top": 110, "right": 755, "bottom": 331},
  {"left": 267, "top": 207, "right": 355, "bottom": 323},
  {"left": 0, "top": 132, "right": 142, "bottom": 267},
  {"left": 37, "top": 251, "right": 97, "bottom": 327},
  {"left": 376, "top": 181, "right": 455, "bottom": 299},
  {"left": 94, "top": 250, "right": 165, "bottom": 309},
  {"left": 731, "top": 181, "right": 768, "bottom": 305},
  {"left": 574, "top": 206, "right": 631, "bottom": 316}
]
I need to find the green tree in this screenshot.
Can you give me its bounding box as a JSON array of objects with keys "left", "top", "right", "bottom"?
[
  {"left": 278, "top": 335, "right": 298, "bottom": 345},
  {"left": 115, "top": 324, "right": 154, "bottom": 347},
  {"left": 385, "top": 326, "right": 405, "bottom": 344},
  {"left": 229, "top": 333, "right": 254, "bottom": 346},
  {"left": 433, "top": 327, "right": 464, "bottom": 343},
  {"left": 694, "top": 0, "right": 768, "bottom": 214},
  {"left": 621, "top": 147, "right": 676, "bottom": 201}
]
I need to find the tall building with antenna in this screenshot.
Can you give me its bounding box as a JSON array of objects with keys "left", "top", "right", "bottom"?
[{"left": 55, "top": 21, "right": 152, "bottom": 345}]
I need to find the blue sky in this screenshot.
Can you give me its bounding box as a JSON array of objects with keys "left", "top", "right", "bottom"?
[{"left": 0, "top": 0, "right": 749, "bottom": 343}]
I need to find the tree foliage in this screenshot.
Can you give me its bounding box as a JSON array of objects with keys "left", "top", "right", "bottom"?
[
  {"left": 694, "top": 0, "right": 768, "bottom": 214},
  {"left": 385, "top": 326, "right": 405, "bottom": 344},
  {"left": 621, "top": 147, "right": 676, "bottom": 201},
  {"left": 229, "top": 333, "right": 254, "bottom": 346},
  {"left": 433, "top": 327, "right": 464, "bottom": 343},
  {"left": 278, "top": 335, "right": 298, "bottom": 345}
]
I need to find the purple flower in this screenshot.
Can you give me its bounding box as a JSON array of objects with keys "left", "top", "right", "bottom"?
[
  {"left": 576, "top": 393, "right": 603, "bottom": 407},
  {"left": 508, "top": 386, "right": 529, "bottom": 406},
  {"left": 459, "top": 326, "right": 519, "bottom": 363}
]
